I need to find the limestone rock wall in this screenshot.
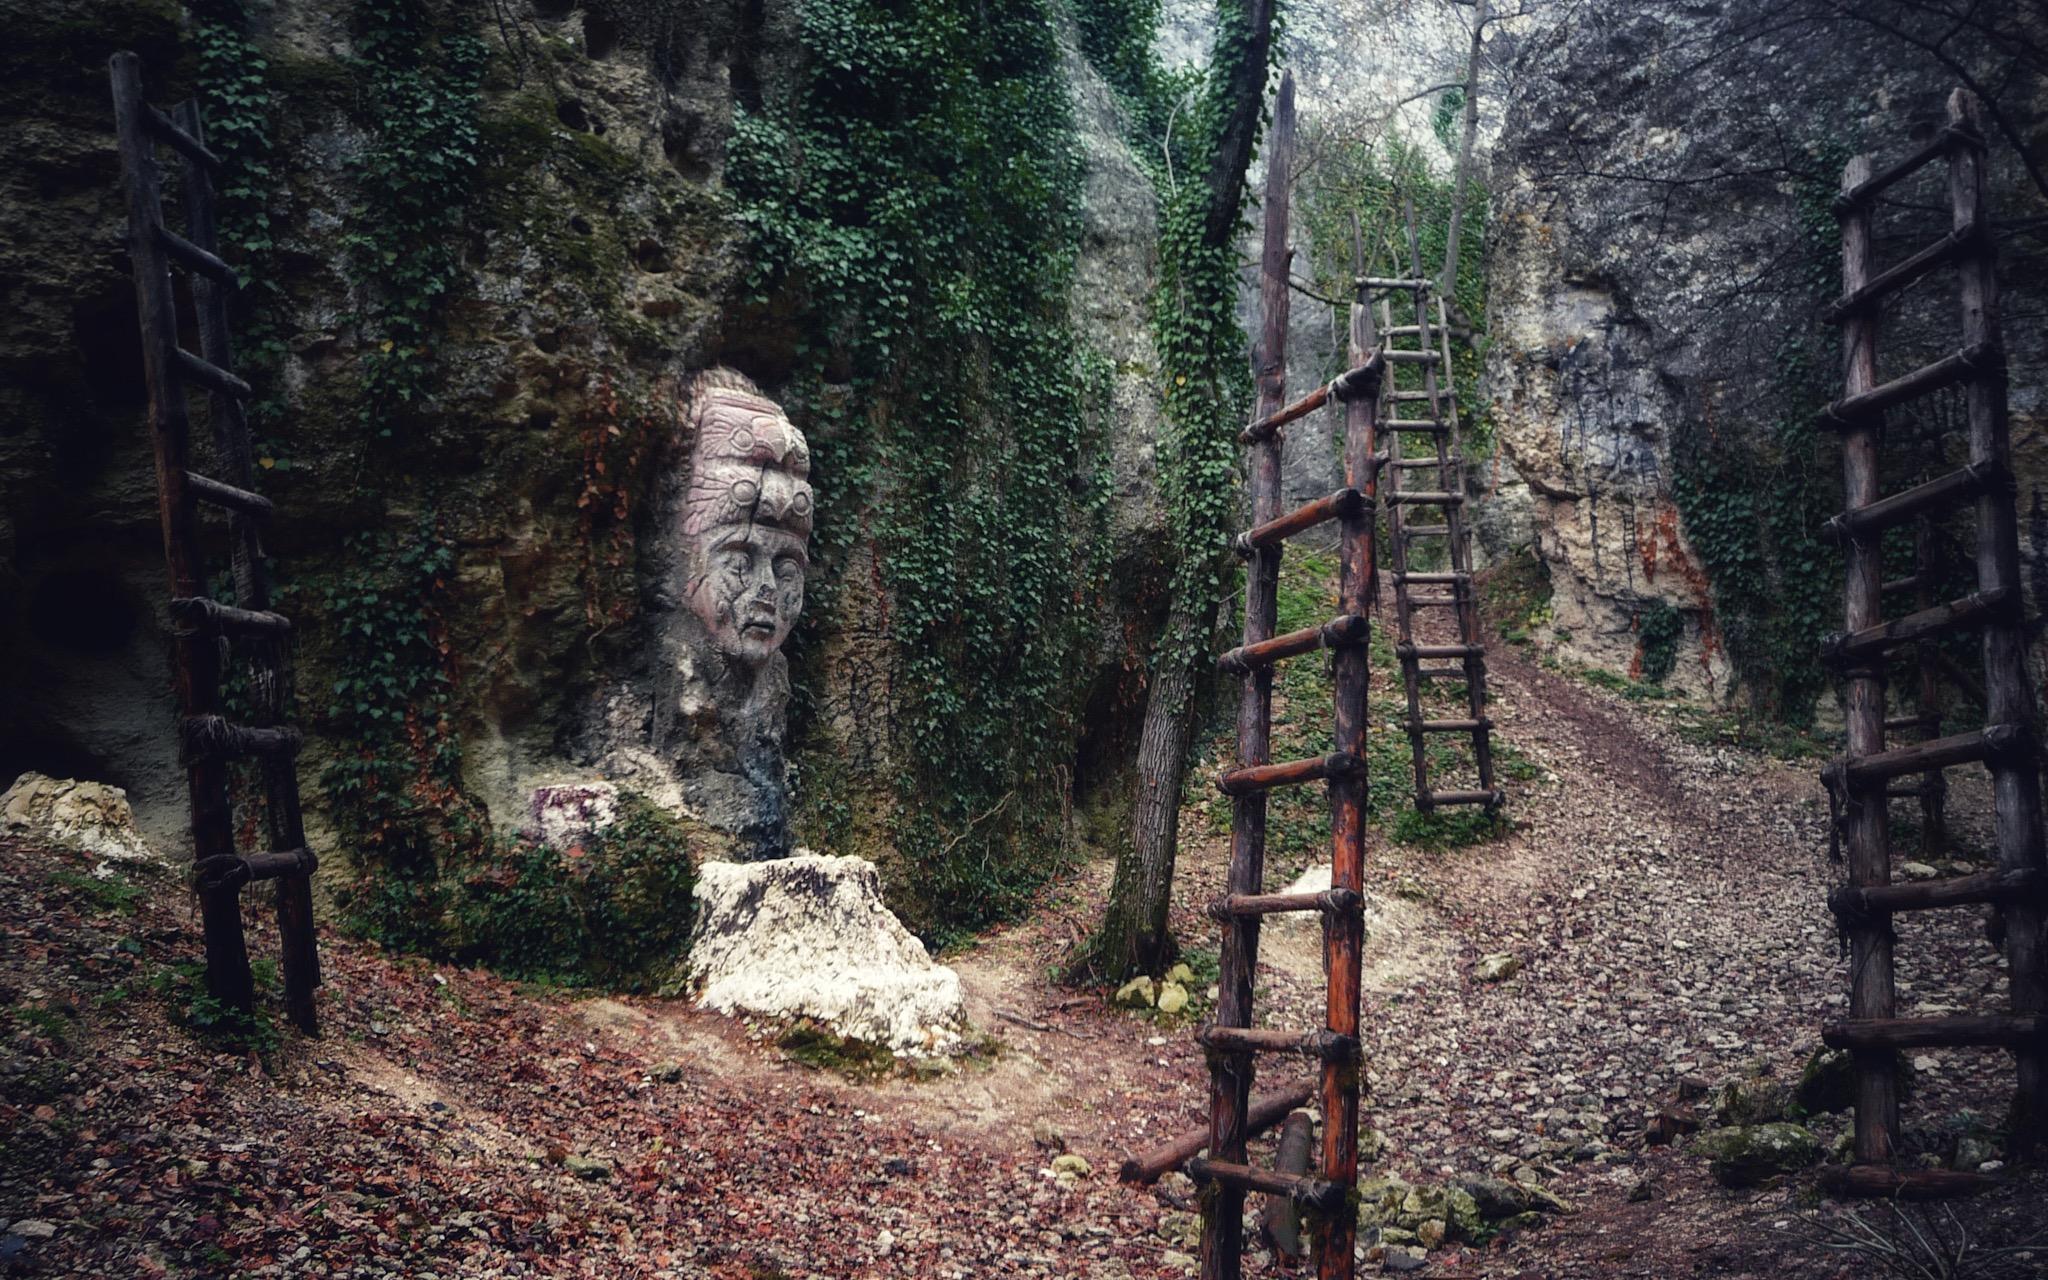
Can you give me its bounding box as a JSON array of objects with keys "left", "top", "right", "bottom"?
[{"left": 1484, "top": 0, "right": 2048, "bottom": 699}]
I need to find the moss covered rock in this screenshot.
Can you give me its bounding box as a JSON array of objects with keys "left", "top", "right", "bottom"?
[{"left": 1693, "top": 1123, "right": 1822, "bottom": 1188}]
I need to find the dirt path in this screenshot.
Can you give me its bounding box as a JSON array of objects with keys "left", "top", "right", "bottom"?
[{"left": 3, "top": 589, "right": 2044, "bottom": 1278}]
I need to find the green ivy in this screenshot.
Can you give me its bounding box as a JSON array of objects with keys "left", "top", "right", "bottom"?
[
  {"left": 729, "top": 0, "right": 1113, "bottom": 942},
  {"left": 190, "top": 0, "right": 293, "bottom": 463},
  {"left": 1637, "top": 599, "right": 1683, "bottom": 685},
  {"left": 1668, "top": 145, "right": 1848, "bottom": 723},
  {"left": 346, "top": 0, "right": 485, "bottom": 438},
  {"left": 306, "top": 520, "right": 478, "bottom": 949}
]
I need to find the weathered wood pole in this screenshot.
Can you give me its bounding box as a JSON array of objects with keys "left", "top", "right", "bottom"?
[
  {"left": 1203, "top": 68, "right": 1293, "bottom": 1280},
  {"left": 1835, "top": 150, "right": 1899, "bottom": 1164},
  {"left": 1951, "top": 88, "right": 2048, "bottom": 1153},
  {"left": 1317, "top": 197, "right": 1378, "bottom": 1280}
]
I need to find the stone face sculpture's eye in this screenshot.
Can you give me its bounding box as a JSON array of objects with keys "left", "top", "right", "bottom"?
[
  {"left": 719, "top": 548, "right": 752, "bottom": 577},
  {"left": 729, "top": 478, "right": 760, "bottom": 508},
  {"left": 773, "top": 554, "right": 801, "bottom": 582}
]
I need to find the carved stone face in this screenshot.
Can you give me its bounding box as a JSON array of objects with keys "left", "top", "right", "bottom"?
[
  {"left": 692, "top": 523, "right": 807, "bottom": 664},
  {"left": 682, "top": 373, "right": 812, "bottom": 667}
]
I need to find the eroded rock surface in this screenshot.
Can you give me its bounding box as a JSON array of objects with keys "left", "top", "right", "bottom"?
[
  {"left": 687, "top": 852, "right": 967, "bottom": 1055},
  {"left": 1, "top": 772, "right": 157, "bottom": 864}
]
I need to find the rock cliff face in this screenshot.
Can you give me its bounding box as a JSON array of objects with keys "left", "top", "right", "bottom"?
[
  {"left": 1484, "top": 0, "right": 2047, "bottom": 700},
  {"left": 0, "top": 1, "right": 1170, "bottom": 911}
]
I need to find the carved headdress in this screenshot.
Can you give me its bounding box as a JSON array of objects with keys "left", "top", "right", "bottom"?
[{"left": 683, "top": 369, "right": 812, "bottom": 543}]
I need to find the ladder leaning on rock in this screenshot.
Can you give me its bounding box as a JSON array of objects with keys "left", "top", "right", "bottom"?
[
  {"left": 1368, "top": 204, "right": 1500, "bottom": 816},
  {"left": 1119, "top": 73, "right": 1378, "bottom": 1280},
  {"left": 1817, "top": 87, "right": 2047, "bottom": 1195},
  {"left": 109, "top": 52, "right": 321, "bottom": 1034}
]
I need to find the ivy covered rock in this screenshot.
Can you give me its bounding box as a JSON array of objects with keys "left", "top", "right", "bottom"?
[{"left": 1693, "top": 1123, "right": 1823, "bottom": 1188}]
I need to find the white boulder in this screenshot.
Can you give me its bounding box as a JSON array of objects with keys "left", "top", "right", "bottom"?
[
  {"left": 687, "top": 852, "right": 967, "bottom": 1056},
  {"left": 2, "top": 772, "right": 157, "bottom": 864}
]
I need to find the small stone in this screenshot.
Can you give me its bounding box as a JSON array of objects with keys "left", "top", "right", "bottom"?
[
  {"left": 1155, "top": 982, "right": 1190, "bottom": 1015},
  {"left": 1114, "top": 976, "right": 1157, "bottom": 1008},
  {"left": 1415, "top": 1218, "right": 1446, "bottom": 1249},
  {"left": 564, "top": 1155, "right": 613, "bottom": 1181},
  {"left": 1627, "top": 1177, "right": 1656, "bottom": 1202},
  {"left": 1898, "top": 861, "right": 1941, "bottom": 881},
  {"left": 1384, "top": 1244, "right": 1430, "bottom": 1272},
  {"left": 1164, "top": 962, "right": 1195, "bottom": 986},
  {"left": 650, "top": 1061, "right": 685, "bottom": 1083},
  {"left": 1472, "top": 953, "right": 1520, "bottom": 982},
  {"left": 1050, "top": 1153, "right": 1091, "bottom": 1186},
  {"left": 1031, "top": 1119, "right": 1066, "bottom": 1152},
  {"left": 876, "top": 1229, "right": 895, "bottom": 1256},
  {"left": 7, "top": 1222, "right": 54, "bottom": 1242}
]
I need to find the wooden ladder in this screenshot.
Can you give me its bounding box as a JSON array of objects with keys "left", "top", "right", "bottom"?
[
  {"left": 110, "top": 52, "right": 321, "bottom": 1035},
  {"left": 1118, "top": 75, "right": 1377, "bottom": 1280},
  {"left": 1818, "top": 87, "right": 2046, "bottom": 1196},
  {"left": 1368, "top": 207, "right": 1499, "bottom": 814}
]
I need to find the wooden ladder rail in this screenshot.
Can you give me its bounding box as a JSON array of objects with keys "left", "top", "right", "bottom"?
[
  {"left": 1819, "top": 88, "right": 2047, "bottom": 1196},
  {"left": 109, "top": 52, "right": 321, "bottom": 1034},
  {"left": 1189, "top": 73, "right": 1372, "bottom": 1280}
]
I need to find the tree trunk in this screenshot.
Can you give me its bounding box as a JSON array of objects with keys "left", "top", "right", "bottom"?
[
  {"left": 1088, "top": 0, "right": 1279, "bottom": 983},
  {"left": 1438, "top": 0, "right": 1489, "bottom": 299},
  {"left": 1096, "top": 599, "right": 1214, "bottom": 978}
]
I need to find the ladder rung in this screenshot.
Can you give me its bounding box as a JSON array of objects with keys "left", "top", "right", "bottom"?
[
  {"left": 1216, "top": 753, "right": 1363, "bottom": 797},
  {"left": 1208, "top": 888, "right": 1363, "bottom": 920},
  {"left": 179, "top": 715, "right": 302, "bottom": 761},
  {"left": 170, "top": 596, "right": 292, "bottom": 637},
  {"left": 1882, "top": 574, "right": 1926, "bottom": 595},
  {"left": 1241, "top": 357, "right": 1385, "bottom": 443},
  {"left": 145, "top": 104, "right": 225, "bottom": 170},
  {"left": 1819, "top": 343, "right": 1999, "bottom": 428},
  {"left": 1385, "top": 491, "right": 1462, "bottom": 506},
  {"left": 1821, "top": 1165, "right": 1999, "bottom": 1200},
  {"left": 1825, "top": 462, "right": 2005, "bottom": 541},
  {"left": 1411, "top": 717, "right": 1490, "bottom": 733},
  {"left": 1218, "top": 614, "right": 1368, "bottom": 674},
  {"left": 1422, "top": 788, "right": 1504, "bottom": 808},
  {"left": 1834, "top": 124, "right": 1978, "bottom": 212},
  {"left": 1829, "top": 868, "right": 2044, "bottom": 919},
  {"left": 1825, "top": 587, "right": 2016, "bottom": 662},
  {"left": 1394, "top": 571, "right": 1468, "bottom": 584},
  {"left": 1884, "top": 714, "right": 1941, "bottom": 731},
  {"left": 185, "top": 472, "right": 273, "bottom": 517},
  {"left": 1382, "top": 349, "right": 1440, "bottom": 365},
  {"left": 1399, "top": 643, "right": 1483, "bottom": 660},
  {"left": 1390, "top": 457, "right": 1447, "bottom": 469},
  {"left": 192, "top": 846, "right": 318, "bottom": 893},
  {"left": 1120, "top": 1084, "right": 1314, "bottom": 1186},
  {"left": 1185, "top": 1158, "right": 1348, "bottom": 1216},
  {"left": 1197, "top": 1025, "right": 1359, "bottom": 1061},
  {"left": 1354, "top": 275, "right": 1431, "bottom": 290},
  {"left": 1415, "top": 665, "right": 1470, "bottom": 680},
  {"left": 1824, "top": 224, "right": 1979, "bottom": 322},
  {"left": 1388, "top": 390, "right": 1436, "bottom": 403},
  {"left": 1402, "top": 524, "right": 1450, "bottom": 537},
  {"left": 1841, "top": 723, "right": 2026, "bottom": 786},
  {"left": 1823, "top": 1014, "right": 2046, "bottom": 1051},
  {"left": 1237, "top": 488, "right": 1365, "bottom": 554},
  {"left": 173, "top": 348, "right": 254, "bottom": 400},
  {"left": 159, "top": 226, "right": 235, "bottom": 283},
  {"left": 1407, "top": 596, "right": 1465, "bottom": 607},
  {"left": 1384, "top": 421, "right": 1448, "bottom": 433}
]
